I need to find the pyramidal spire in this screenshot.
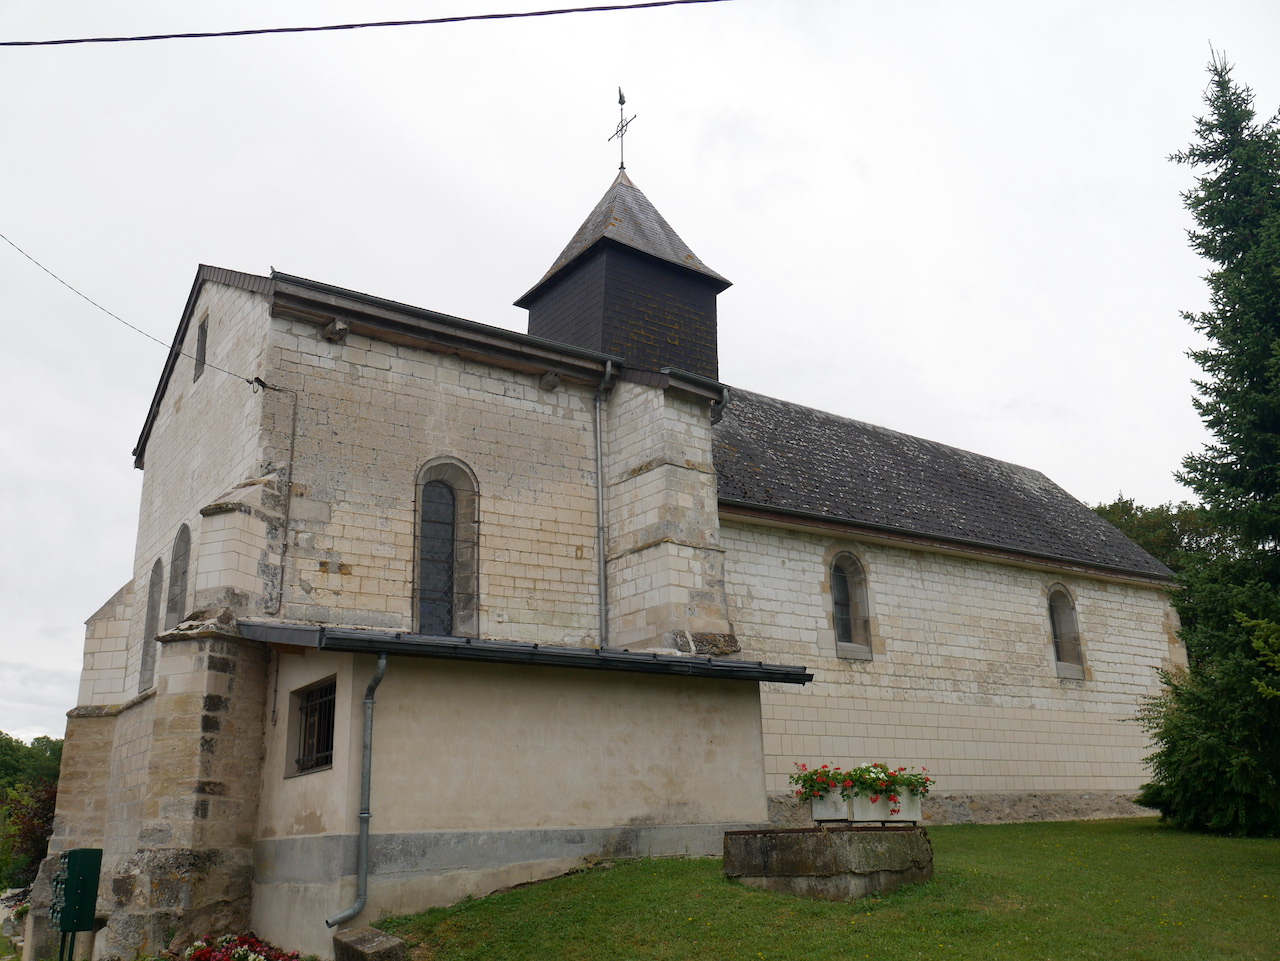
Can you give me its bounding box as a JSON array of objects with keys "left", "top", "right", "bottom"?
[
  {"left": 517, "top": 172, "right": 730, "bottom": 379},
  {"left": 518, "top": 170, "right": 729, "bottom": 301}
]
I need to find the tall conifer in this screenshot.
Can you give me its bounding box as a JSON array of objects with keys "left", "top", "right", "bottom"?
[{"left": 1137, "top": 57, "right": 1280, "bottom": 834}]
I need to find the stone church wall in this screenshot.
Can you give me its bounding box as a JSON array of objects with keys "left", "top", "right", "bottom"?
[
  {"left": 31, "top": 282, "right": 274, "bottom": 961},
  {"left": 77, "top": 583, "right": 134, "bottom": 707},
  {"left": 125, "top": 282, "right": 273, "bottom": 693},
  {"left": 720, "top": 520, "right": 1181, "bottom": 802},
  {"left": 261, "top": 318, "right": 602, "bottom": 643},
  {"left": 603, "top": 380, "right": 733, "bottom": 650}
]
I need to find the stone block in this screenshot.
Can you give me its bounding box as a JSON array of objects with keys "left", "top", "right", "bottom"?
[
  {"left": 333, "top": 927, "right": 407, "bottom": 961},
  {"left": 723, "top": 826, "right": 933, "bottom": 902}
]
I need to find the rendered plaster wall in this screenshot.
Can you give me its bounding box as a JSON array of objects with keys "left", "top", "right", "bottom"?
[
  {"left": 721, "top": 520, "right": 1182, "bottom": 796},
  {"left": 252, "top": 654, "right": 767, "bottom": 956},
  {"left": 262, "top": 319, "right": 602, "bottom": 644}
]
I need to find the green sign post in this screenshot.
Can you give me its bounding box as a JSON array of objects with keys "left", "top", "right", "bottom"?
[{"left": 50, "top": 847, "right": 102, "bottom": 961}]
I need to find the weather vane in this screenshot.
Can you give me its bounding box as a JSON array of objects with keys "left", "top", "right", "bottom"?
[{"left": 608, "top": 87, "right": 636, "bottom": 171}]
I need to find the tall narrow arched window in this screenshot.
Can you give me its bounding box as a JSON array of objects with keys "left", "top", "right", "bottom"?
[
  {"left": 416, "top": 459, "right": 479, "bottom": 637},
  {"left": 1048, "top": 586, "right": 1084, "bottom": 679},
  {"left": 419, "top": 481, "right": 456, "bottom": 635},
  {"left": 831, "top": 553, "right": 872, "bottom": 660},
  {"left": 165, "top": 524, "right": 191, "bottom": 631},
  {"left": 138, "top": 558, "right": 164, "bottom": 692}
]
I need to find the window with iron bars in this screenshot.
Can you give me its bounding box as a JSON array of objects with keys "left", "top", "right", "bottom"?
[{"left": 296, "top": 680, "right": 336, "bottom": 773}]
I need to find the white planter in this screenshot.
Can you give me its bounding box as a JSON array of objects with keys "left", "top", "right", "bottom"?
[
  {"left": 810, "top": 792, "right": 849, "bottom": 822},
  {"left": 850, "top": 792, "right": 922, "bottom": 822}
]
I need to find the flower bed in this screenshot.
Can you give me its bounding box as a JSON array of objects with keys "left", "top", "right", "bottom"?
[{"left": 185, "top": 934, "right": 301, "bottom": 961}]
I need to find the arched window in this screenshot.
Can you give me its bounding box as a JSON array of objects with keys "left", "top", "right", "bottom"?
[
  {"left": 417, "top": 460, "right": 479, "bottom": 636},
  {"left": 831, "top": 553, "right": 872, "bottom": 659},
  {"left": 138, "top": 558, "right": 164, "bottom": 692},
  {"left": 165, "top": 524, "right": 191, "bottom": 631},
  {"left": 1048, "top": 586, "right": 1084, "bottom": 679},
  {"left": 419, "top": 481, "right": 456, "bottom": 635}
]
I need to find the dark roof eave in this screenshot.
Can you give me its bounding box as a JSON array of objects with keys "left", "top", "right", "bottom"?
[
  {"left": 718, "top": 499, "right": 1176, "bottom": 585},
  {"left": 514, "top": 235, "right": 732, "bottom": 309},
  {"left": 238, "top": 622, "right": 813, "bottom": 684}
]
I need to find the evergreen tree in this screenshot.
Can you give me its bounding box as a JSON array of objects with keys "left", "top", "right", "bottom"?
[{"left": 1136, "top": 56, "right": 1280, "bottom": 834}]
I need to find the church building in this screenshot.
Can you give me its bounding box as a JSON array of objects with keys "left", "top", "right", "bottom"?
[{"left": 31, "top": 170, "right": 1181, "bottom": 959}]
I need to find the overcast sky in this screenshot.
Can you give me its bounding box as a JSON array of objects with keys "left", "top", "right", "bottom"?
[{"left": 3, "top": 0, "right": 1279, "bottom": 742}]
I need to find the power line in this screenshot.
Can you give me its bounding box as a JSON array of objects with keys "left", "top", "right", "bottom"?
[
  {"left": 0, "top": 229, "right": 255, "bottom": 385},
  {"left": 0, "top": 0, "right": 730, "bottom": 47}
]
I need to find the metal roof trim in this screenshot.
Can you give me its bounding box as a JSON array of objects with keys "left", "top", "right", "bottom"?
[
  {"left": 238, "top": 621, "right": 811, "bottom": 684},
  {"left": 271, "top": 270, "right": 626, "bottom": 377}
]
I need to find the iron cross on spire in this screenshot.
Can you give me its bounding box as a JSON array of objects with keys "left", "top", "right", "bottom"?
[{"left": 608, "top": 87, "right": 636, "bottom": 171}]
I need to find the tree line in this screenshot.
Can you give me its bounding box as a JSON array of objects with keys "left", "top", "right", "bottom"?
[{"left": 0, "top": 731, "right": 61, "bottom": 888}]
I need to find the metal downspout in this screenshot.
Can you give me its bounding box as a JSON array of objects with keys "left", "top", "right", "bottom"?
[
  {"left": 594, "top": 361, "right": 615, "bottom": 647},
  {"left": 325, "top": 652, "right": 388, "bottom": 928}
]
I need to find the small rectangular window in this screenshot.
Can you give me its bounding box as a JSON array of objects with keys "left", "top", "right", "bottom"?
[
  {"left": 295, "top": 680, "right": 336, "bottom": 773},
  {"left": 194, "top": 315, "right": 208, "bottom": 381}
]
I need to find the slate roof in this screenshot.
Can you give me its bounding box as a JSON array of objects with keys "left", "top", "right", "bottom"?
[
  {"left": 516, "top": 170, "right": 730, "bottom": 305},
  {"left": 712, "top": 389, "right": 1173, "bottom": 580}
]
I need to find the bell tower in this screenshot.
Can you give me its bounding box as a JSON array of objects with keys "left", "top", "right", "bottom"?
[{"left": 516, "top": 170, "right": 731, "bottom": 379}]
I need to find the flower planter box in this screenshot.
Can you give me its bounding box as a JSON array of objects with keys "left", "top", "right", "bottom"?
[
  {"left": 792, "top": 762, "right": 933, "bottom": 824},
  {"left": 810, "top": 793, "right": 849, "bottom": 822},
  {"left": 850, "top": 793, "right": 922, "bottom": 822}
]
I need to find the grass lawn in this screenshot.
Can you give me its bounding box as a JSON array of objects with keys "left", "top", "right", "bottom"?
[{"left": 375, "top": 818, "right": 1279, "bottom": 961}]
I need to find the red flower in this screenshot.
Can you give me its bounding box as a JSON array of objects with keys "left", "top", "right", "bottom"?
[{"left": 869, "top": 794, "right": 880, "bottom": 803}]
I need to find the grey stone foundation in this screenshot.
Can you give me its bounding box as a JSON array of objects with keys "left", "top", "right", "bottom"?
[{"left": 768, "top": 791, "right": 1156, "bottom": 828}]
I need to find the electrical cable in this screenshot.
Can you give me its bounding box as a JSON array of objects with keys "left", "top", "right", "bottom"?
[
  {"left": 0, "top": 0, "right": 730, "bottom": 47},
  {"left": 1, "top": 229, "right": 255, "bottom": 385}
]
